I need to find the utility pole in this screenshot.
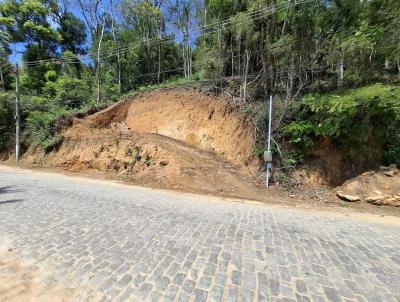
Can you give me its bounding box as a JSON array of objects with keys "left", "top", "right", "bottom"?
[
  {"left": 15, "top": 63, "right": 21, "bottom": 161},
  {"left": 264, "top": 95, "right": 273, "bottom": 187}
]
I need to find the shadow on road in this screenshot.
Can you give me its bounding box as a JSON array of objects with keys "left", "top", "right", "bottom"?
[
  {"left": 0, "top": 186, "right": 24, "bottom": 194},
  {"left": 0, "top": 199, "right": 24, "bottom": 205}
]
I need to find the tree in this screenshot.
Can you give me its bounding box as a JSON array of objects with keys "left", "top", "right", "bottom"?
[
  {"left": 58, "top": 11, "right": 87, "bottom": 55},
  {"left": 0, "top": 0, "right": 63, "bottom": 91},
  {"left": 122, "top": 0, "right": 165, "bottom": 80},
  {"left": 168, "top": 0, "right": 193, "bottom": 78},
  {"left": 0, "top": 28, "right": 11, "bottom": 90},
  {"left": 0, "top": 0, "right": 61, "bottom": 57}
]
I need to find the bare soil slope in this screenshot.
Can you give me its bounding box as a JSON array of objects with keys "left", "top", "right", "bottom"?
[
  {"left": 24, "top": 89, "right": 264, "bottom": 200},
  {"left": 88, "top": 89, "right": 257, "bottom": 168}
]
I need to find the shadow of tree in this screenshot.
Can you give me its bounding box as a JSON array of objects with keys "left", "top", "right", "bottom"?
[
  {"left": 0, "top": 186, "right": 24, "bottom": 194},
  {"left": 0, "top": 199, "right": 24, "bottom": 205}
]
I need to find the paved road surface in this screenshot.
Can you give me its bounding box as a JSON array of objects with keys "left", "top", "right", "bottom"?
[{"left": 0, "top": 166, "right": 399, "bottom": 302}]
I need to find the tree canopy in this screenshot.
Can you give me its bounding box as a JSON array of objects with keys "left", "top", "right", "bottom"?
[{"left": 0, "top": 0, "right": 399, "bottom": 169}]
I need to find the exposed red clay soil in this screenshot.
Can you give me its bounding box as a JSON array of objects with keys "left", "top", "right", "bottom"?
[
  {"left": 8, "top": 88, "right": 400, "bottom": 217},
  {"left": 87, "top": 89, "right": 258, "bottom": 169},
  {"left": 22, "top": 89, "right": 264, "bottom": 200}
]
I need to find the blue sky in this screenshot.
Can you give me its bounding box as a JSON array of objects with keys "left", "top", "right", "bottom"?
[{"left": 6, "top": 0, "right": 200, "bottom": 64}]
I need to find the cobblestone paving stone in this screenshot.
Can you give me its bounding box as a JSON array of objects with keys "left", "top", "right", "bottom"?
[{"left": 0, "top": 167, "right": 400, "bottom": 302}]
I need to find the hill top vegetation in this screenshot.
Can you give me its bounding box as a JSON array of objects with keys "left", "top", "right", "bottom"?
[{"left": 1, "top": 0, "right": 399, "bottom": 177}]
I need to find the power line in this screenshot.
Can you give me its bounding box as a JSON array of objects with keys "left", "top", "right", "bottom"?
[
  {"left": 101, "top": 0, "right": 312, "bottom": 58},
  {"left": 99, "top": 3, "right": 400, "bottom": 63},
  {"left": 10, "top": 1, "right": 400, "bottom": 97},
  {"left": 97, "top": 2, "right": 279, "bottom": 57},
  {"left": 112, "top": 48, "right": 317, "bottom": 84},
  {"left": 19, "top": 12, "right": 400, "bottom": 80},
  {"left": 17, "top": 1, "right": 297, "bottom": 69},
  {"left": 19, "top": 9, "right": 400, "bottom": 69},
  {"left": 24, "top": 58, "right": 81, "bottom": 66},
  {"left": 98, "top": 0, "right": 315, "bottom": 59}
]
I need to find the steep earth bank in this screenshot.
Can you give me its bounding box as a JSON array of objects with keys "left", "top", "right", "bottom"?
[
  {"left": 4, "top": 88, "right": 399, "bottom": 215},
  {"left": 21, "top": 89, "right": 264, "bottom": 200}
]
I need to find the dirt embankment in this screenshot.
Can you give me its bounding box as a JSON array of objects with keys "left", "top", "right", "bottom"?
[
  {"left": 10, "top": 88, "right": 400, "bottom": 215},
  {"left": 88, "top": 90, "right": 258, "bottom": 168},
  {"left": 22, "top": 89, "right": 264, "bottom": 200},
  {"left": 336, "top": 165, "right": 400, "bottom": 207}
]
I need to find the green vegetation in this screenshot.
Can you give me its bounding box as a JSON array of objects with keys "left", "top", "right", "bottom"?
[
  {"left": 282, "top": 84, "right": 400, "bottom": 167},
  {"left": 25, "top": 110, "right": 65, "bottom": 152},
  {"left": 0, "top": 92, "right": 14, "bottom": 151},
  {"left": 0, "top": 0, "right": 399, "bottom": 172}
]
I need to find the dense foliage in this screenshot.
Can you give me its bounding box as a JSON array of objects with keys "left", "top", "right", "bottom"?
[
  {"left": 283, "top": 84, "right": 400, "bottom": 167},
  {"left": 0, "top": 92, "right": 14, "bottom": 151},
  {"left": 0, "top": 0, "right": 399, "bottom": 171}
]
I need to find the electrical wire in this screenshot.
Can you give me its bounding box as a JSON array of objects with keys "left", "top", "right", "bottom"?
[
  {"left": 8, "top": 0, "right": 399, "bottom": 100},
  {"left": 98, "top": 0, "right": 315, "bottom": 59},
  {"left": 24, "top": 58, "right": 81, "bottom": 66}
]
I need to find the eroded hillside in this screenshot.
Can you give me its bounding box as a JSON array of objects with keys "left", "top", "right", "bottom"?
[{"left": 23, "top": 89, "right": 264, "bottom": 199}]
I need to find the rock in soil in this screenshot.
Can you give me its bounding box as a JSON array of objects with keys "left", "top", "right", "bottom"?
[
  {"left": 336, "top": 165, "right": 400, "bottom": 207},
  {"left": 336, "top": 191, "right": 360, "bottom": 202}
]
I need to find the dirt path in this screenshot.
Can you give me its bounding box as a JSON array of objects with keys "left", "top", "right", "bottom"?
[{"left": 0, "top": 246, "right": 78, "bottom": 302}]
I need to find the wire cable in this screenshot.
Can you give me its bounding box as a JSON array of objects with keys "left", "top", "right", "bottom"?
[{"left": 98, "top": 0, "right": 315, "bottom": 59}]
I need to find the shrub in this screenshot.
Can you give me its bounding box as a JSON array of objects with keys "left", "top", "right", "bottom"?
[
  {"left": 25, "top": 110, "right": 65, "bottom": 152},
  {"left": 283, "top": 84, "right": 400, "bottom": 167},
  {"left": 45, "top": 76, "right": 92, "bottom": 109},
  {"left": 0, "top": 92, "right": 14, "bottom": 151}
]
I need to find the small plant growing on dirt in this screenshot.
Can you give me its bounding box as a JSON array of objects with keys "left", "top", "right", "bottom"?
[
  {"left": 253, "top": 145, "right": 265, "bottom": 157},
  {"left": 241, "top": 104, "right": 253, "bottom": 115},
  {"left": 42, "top": 134, "right": 64, "bottom": 153},
  {"left": 144, "top": 152, "right": 152, "bottom": 166},
  {"left": 125, "top": 145, "right": 133, "bottom": 157},
  {"left": 133, "top": 145, "right": 142, "bottom": 161}
]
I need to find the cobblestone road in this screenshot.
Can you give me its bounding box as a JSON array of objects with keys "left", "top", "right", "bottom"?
[{"left": 0, "top": 166, "right": 399, "bottom": 302}]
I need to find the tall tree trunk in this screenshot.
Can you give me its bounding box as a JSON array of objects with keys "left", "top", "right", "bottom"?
[
  {"left": 238, "top": 38, "right": 241, "bottom": 76},
  {"left": 188, "top": 46, "right": 192, "bottom": 77},
  {"left": 338, "top": 57, "right": 344, "bottom": 88},
  {"left": 0, "top": 65, "right": 4, "bottom": 90},
  {"left": 182, "top": 43, "right": 187, "bottom": 78},
  {"left": 96, "top": 15, "right": 105, "bottom": 104},
  {"left": 186, "top": 25, "right": 191, "bottom": 77},
  {"left": 158, "top": 42, "right": 162, "bottom": 83},
  {"left": 231, "top": 36, "right": 234, "bottom": 76},
  {"left": 157, "top": 26, "right": 162, "bottom": 84},
  {"left": 243, "top": 50, "right": 250, "bottom": 101},
  {"left": 337, "top": 38, "right": 344, "bottom": 88},
  {"left": 397, "top": 58, "right": 400, "bottom": 76},
  {"left": 266, "top": 0, "right": 277, "bottom": 94},
  {"left": 260, "top": 24, "right": 268, "bottom": 95},
  {"left": 110, "top": 0, "right": 121, "bottom": 93}
]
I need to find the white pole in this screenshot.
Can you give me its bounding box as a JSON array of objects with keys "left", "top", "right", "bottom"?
[
  {"left": 15, "top": 63, "right": 20, "bottom": 162},
  {"left": 266, "top": 95, "right": 272, "bottom": 187}
]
